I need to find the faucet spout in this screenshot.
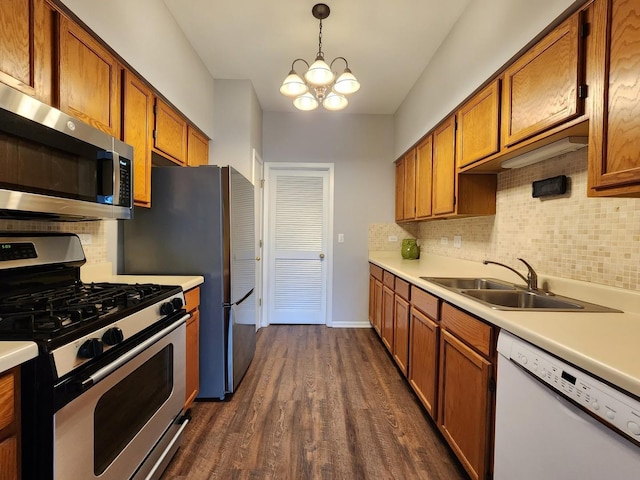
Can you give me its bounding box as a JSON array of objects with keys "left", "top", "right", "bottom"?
[{"left": 483, "top": 258, "right": 539, "bottom": 291}]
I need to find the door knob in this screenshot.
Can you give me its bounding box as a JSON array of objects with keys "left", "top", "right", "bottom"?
[
  {"left": 256, "top": 256, "right": 261, "bottom": 261},
  {"left": 319, "top": 253, "right": 325, "bottom": 259}
]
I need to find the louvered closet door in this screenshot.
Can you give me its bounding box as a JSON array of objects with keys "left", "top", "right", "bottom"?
[{"left": 267, "top": 168, "right": 330, "bottom": 324}]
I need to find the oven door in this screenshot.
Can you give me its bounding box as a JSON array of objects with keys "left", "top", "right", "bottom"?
[{"left": 54, "top": 314, "right": 188, "bottom": 480}]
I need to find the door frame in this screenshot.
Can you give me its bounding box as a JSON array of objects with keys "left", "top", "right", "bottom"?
[
  {"left": 262, "top": 162, "right": 334, "bottom": 327},
  {"left": 252, "top": 149, "right": 264, "bottom": 332}
]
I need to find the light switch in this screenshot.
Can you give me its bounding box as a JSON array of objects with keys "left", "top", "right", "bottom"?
[
  {"left": 338, "top": 233, "right": 344, "bottom": 243},
  {"left": 453, "top": 236, "right": 462, "bottom": 248}
]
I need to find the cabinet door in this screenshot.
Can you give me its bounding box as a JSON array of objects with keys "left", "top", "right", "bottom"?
[
  {"left": 368, "top": 275, "right": 375, "bottom": 326},
  {"left": 0, "top": 369, "right": 18, "bottom": 480},
  {"left": 185, "top": 309, "right": 200, "bottom": 409},
  {"left": 374, "top": 279, "right": 383, "bottom": 335},
  {"left": 415, "top": 135, "right": 433, "bottom": 219},
  {"left": 393, "top": 295, "right": 410, "bottom": 376},
  {"left": 122, "top": 71, "right": 153, "bottom": 207},
  {"left": 381, "top": 285, "right": 395, "bottom": 351},
  {"left": 408, "top": 307, "right": 439, "bottom": 418},
  {"left": 502, "top": 14, "right": 582, "bottom": 147},
  {"left": 0, "top": 0, "right": 54, "bottom": 103},
  {"left": 403, "top": 150, "right": 416, "bottom": 220},
  {"left": 187, "top": 127, "right": 209, "bottom": 167},
  {"left": 59, "top": 16, "right": 119, "bottom": 135},
  {"left": 394, "top": 158, "right": 405, "bottom": 221},
  {"left": 438, "top": 330, "right": 492, "bottom": 480},
  {"left": 154, "top": 98, "right": 188, "bottom": 164},
  {"left": 457, "top": 80, "right": 500, "bottom": 168},
  {"left": 432, "top": 116, "right": 456, "bottom": 216},
  {"left": 588, "top": 0, "right": 640, "bottom": 197}
]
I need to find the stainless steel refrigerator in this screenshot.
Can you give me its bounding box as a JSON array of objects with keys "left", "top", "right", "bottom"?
[{"left": 122, "top": 165, "right": 256, "bottom": 399}]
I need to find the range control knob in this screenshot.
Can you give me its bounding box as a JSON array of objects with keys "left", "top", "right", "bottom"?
[
  {"left": 78, "top": 338, "right": 103, "bottom": 358},
  {"left": 103, "top": 327, "right": 124, "bottom": 346},
  {"left": 627, "top": 421, "right": 640, "bottom": 436},
  {"left": 171, "top": 297, "right": 184, "bottom": 310},
  {"left": 160, "top": 301, "right": 175, "bottom": 316}
]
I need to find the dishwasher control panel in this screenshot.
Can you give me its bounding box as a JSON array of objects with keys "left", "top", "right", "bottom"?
[{"left": 498, "top": 331, "right": 640, "bottom": 445}]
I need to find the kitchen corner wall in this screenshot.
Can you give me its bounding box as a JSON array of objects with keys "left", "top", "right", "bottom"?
[{"left": 370, "top": 148, "right": 640, "bottom": 291}]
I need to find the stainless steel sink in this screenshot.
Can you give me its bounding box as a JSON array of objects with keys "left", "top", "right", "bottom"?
[
  {"left": 420, "top": 277, "right": 518, "bottom": 291},
  {"left": 422, "top": 276, "right": 621, "bottom": 312}
]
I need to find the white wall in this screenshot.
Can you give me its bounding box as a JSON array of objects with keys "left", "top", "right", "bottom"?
[
  {"left": 263, "top": 112, "right": 394, "bottom": 326},
  {"left": 394, "top": 0, "right": 582, "bottom": 157},
  {"left": 212, "top": 79, "right": 263, "bottom": 180},
  {"left": 58, "top": 0, "right": 215, "bottom": 138}
]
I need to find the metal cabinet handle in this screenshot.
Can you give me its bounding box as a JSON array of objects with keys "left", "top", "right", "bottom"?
[
  {"left": 319, "top": 253, "right": 325, "bottom": 259},
  {"left": 256, "top": 256, "right": 261, "bottom": 261}
]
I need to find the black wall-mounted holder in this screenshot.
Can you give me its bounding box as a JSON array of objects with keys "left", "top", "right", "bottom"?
[{"left": 532, "top": 175, "right": 568, "bottom": 198}]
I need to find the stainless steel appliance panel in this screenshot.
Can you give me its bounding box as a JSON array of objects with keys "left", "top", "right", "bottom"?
[
  {"left": 54, "top": 317, "right": 186, "bottom": 480},
  {"left": 123, "top": 165, "right": 256, "bottom": 399}
]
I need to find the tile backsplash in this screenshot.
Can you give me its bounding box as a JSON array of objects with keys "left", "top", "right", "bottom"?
[
  {"left": 0, "top": 219, "right": 109, "bottom": 264},
  {"left": 371, "top": 148, "right": 640, "bottom": 291}
]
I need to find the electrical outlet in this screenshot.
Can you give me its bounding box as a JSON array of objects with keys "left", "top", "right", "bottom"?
[
  {"left": 453, "top": 236, "right": 462, "bottom": 248},
  {"left": 388, "top": 235, "right": 398, "bottom": 242},
  {"left": 440, "top": 237, "right": 448, "bottom": 245}
]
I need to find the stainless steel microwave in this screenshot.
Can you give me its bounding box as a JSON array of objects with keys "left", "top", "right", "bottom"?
[{"left": 0, "top": 83, "right": 133, "bottom": 221}]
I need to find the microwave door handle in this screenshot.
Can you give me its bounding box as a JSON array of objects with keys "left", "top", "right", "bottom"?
[{"left": 112, "top": 151, "right": 121, "bottom": 205}]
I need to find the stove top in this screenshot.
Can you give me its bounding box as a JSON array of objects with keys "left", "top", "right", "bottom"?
[
  {"left": 0, "top": 281, "right": 179, "bottom": 339},
  {"left": 0, "top": 234, "right": 186, "bottom": 375}
]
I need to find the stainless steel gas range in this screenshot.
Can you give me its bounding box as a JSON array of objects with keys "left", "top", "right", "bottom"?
[{"left": 0, "top": 233, "right": 189, "bottom": 480}]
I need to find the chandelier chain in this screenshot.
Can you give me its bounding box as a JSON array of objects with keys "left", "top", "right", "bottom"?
[{"left": 318, "top": 19, "right": 323, "bottom": 57}]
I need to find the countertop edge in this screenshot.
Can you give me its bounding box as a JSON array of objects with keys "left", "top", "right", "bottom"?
[{"left": 0, "top": 342, "right": 38, "bottom": 373}]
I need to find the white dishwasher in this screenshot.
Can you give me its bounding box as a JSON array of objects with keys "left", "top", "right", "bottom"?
[{"left": 494, "top": 331, "right": 640, "bottom": 480}]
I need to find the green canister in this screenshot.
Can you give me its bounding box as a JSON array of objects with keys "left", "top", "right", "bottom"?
[{"left": 401, "top": 238, "right": 420, "bottom": 259}]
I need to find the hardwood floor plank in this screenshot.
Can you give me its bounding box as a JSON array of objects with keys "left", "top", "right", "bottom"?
[{"left": 162, "top": 325, "right": 467, "bottom": 480}]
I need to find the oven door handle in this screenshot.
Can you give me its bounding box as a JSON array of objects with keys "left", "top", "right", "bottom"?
[{"left": 79, "top": 314, "right": 190, "bottom": 390}]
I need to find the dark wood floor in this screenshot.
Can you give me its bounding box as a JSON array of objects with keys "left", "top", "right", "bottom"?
[{"left": 162, "top": 325, "right": 467, "bottom": 479}]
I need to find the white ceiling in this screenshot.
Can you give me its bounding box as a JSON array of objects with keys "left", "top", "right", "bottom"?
[{"left": 163, "top": 0, "right": 471, "bottom": 115}]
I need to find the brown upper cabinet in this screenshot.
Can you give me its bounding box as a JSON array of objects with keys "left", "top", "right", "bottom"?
[
  {"left": 456, "top": 80, "right": 501, "bottom": 169},
  {"left": 432, "top": 116, "right": 457, "bottom": 217},
  {"left": 153, "top": 97, "right": 188, "bottom": 165},
  {"left": 122, "top": 70, "right": 154, "bottom": 207},
  {"left": 501, "top": 13, "right": 584, "bottom": 148},
  {"left": 59, "top": 15, "right": 120, "bottom": 136},
  {"left": 588, "top": 0, "right": 640, "bottom": 197},
  {"left": 415, "top": 135, "right": 433, "bottom": 219},
  {"left": 395, "top": 158, "right": 406, "bottom": 222},
  {"left": 403, "top": 150, "right": 416, "bottom": 220},
  {"left": 0, "top": 0, "right": 55, "bottom": 104},
  {"left": 187, "top": 127, "right": 209, "bottom": 167}
]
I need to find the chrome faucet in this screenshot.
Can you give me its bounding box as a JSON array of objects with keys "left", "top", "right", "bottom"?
[{"left": 483, "top": 258, "right": 539, "bottom": 291}]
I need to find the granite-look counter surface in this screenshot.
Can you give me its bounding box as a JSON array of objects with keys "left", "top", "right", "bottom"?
[{"left": 369, "top": 251, "right": 640, "bottom": 397}]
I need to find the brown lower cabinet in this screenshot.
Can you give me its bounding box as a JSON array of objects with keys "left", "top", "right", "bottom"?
[
  {"left": 0, "top": 367, "right": 19, "bottom": 480},
  {"left": 368, "top": 263, "right": 497, "bottom": 480},
  {"left": 184, "top": 287, "right": 200, "bottom": 410}
]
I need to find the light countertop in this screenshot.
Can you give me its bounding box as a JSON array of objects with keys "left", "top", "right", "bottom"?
[
  {"left": 0, "top": 342, "right": 38, "bottom": 373},
  {"left": 369, "top": 251, "right": 640, "bottom": 398}
]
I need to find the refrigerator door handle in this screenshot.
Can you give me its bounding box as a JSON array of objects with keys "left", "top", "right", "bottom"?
[{"left": 223, "top": 288, "right": 254, "bottom": 309}]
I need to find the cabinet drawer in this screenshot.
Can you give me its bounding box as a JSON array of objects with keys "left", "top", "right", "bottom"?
[
  {"left": 383, "top": 271, "right": 395, "bottom": 289},
  {"left": 184, "top": 287, "right": 200, "bottom": 313},
  {"left": 411, "top": 286, "right": 439, "bottom": 320},
  {"left": 370, "top": 263, "right": 383, "bottom": 281},
  {"left": 0, "top": 370, "right": 15, "bottom": 432},
  {"left": 0, "top": 435, "right": 18, "bottom": 479},
  {"left": 441, "top": 303, "right": 493, "bottom": 358},
  {"left": 395, "top": 278, "right": 410, "bottom": 300}
]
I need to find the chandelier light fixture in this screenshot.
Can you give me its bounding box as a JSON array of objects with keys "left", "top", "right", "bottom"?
[{"left": 279, "top": 3, "right": 360, "bottom": 111}]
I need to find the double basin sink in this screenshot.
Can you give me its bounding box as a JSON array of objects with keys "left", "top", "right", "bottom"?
[{"left": 420, "top": 277, "right": 620, "bottom": 312}]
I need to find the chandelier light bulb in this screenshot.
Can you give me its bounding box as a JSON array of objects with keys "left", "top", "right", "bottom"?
[
  {"left": 293, "top": 92, "right": 319, "bottom": 111},
  {"left": 280, "top": 71, "right": 309, "bottom": 97},
  {"left": 333, "top": 68, "right": 360, "bottom": 95},
  {"left": 304, "top": 57, "right": 335, "bottom": 87},
  {"left": 323, "top": 92, "right": 348, "bottom": 111}
]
